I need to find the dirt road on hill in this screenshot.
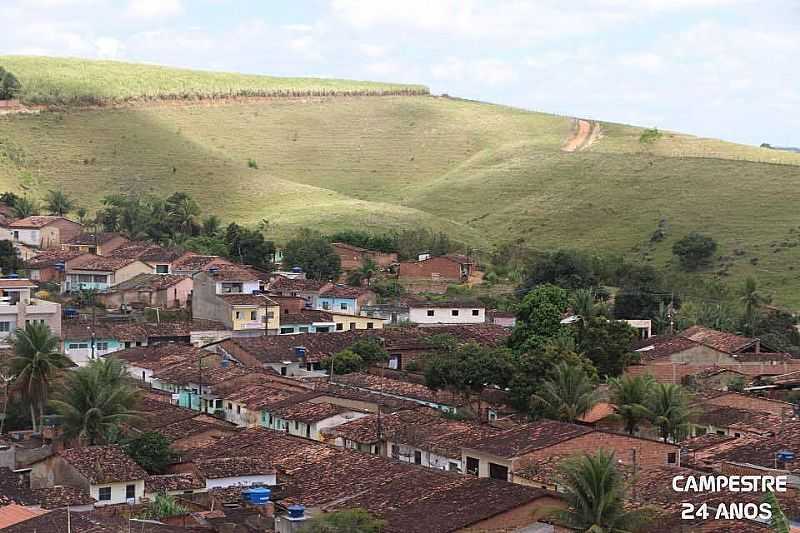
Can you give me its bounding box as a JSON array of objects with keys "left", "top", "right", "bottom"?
[{"left": 562, "top": 118, "right": 601, "bottom": 152}]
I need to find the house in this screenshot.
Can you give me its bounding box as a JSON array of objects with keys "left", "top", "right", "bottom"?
[
  {"left": 215, "top": 334, "right": 340, "bottom": 376},
  {"left": 98, "top": 273, "right": 192, "bottom": 309},
  {"left": 625, "top": 319, "right": 653, "bottom": 339},
  {"left": 192, "top": 267, "right": 280, "bottom": 335},
  {"left": 406, "top": 299, "right": 486, "bottom": 325},
  {"left": 8, "top": 216, "right": 83, "bottom": 249},
  {"left": 262, "top": 399, "right": 370, "bottom": 441},
  {"left": 145, "top": 472, "right": 205, "bottom": 498},
  {"left": 332, "top": 372, "right": 466, "bottom": 415},
  {"left": 132, "top": 397, "right": 237, "bottom": 451},
  {"left": 191, "top": 456, "right": 277, "bottom": 490},
  {"left": 399, "top": 254, "right": 474, "bottom": 282},
  {"left": 0, "top": 278, "right": 61, "bottom": 347},
  {"left": 362, "top": 302, "right": 410, "bottom": 325},
  {"left": 216, "top": 383, "right": 300, "bottom": 427},
  {"left": 108, "top": 241, "right": 190, "bottom": 274},
  {"left": 461, "top": 419, "right": 680, "bottom": 486},
  {"left": 24, "top": 249, "right": 83, "bottom": 284},
  {"left": 331, "top": 242, "right": 397, "bottom": 270},
  {"left": 317, "top": 284, "right": 375, "bottom": 315},
  {"left": 108, "top": 343, "right": 211, "bottom": 383},
  {"left": 488, "top": 310, "right": 516, "bottom": 328},
  {"left": 171, "top": 253, "right": 235, "bottom": 277},
  {"left": 62, "top": 254, "right": 152, "bottom": 293},
  {"left": 268, "top": 275, "right": 332, "bottom": 309},
  {"left": 61, "top": 232, "right": 129, "bottom": 256},
  {"left": 689, "top": 391, "right": 795, "bottom": 438},
  {"left": 325, "top": 407, "right": 503, "bottom": 472},
  {"left": 29, "top": 445, "right": 147, "bottom": 506},
  {"left": 279, "top": 309, "right": 336, "bottom": 334}
]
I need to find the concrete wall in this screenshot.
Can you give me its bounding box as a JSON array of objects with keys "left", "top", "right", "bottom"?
[
  {"left": 389, "top": 442, "right": 460, "bottom": 472},
  {"left": 91, "top": 479, "right": 145, "bottom": 506},
  {"left": 64, "top": 338, "right": 121, "bottom": 366},
  {"left": 205, "top": 473, "right": 276, "bottom": 489},
  {"left": 12, "top": 228, "right": 41, "bottom": 247},
  {"left": 30, "top": 455, "right": 89, "bottom": 490},
  {"left": 329, "top": 313, "right": 383, "bottom": 331},
  {"left": 111, "top": 261, "right": 153, "bottom": 286},
  {"left": 192, "top": 273, "right": 230, "bottom": 327}
]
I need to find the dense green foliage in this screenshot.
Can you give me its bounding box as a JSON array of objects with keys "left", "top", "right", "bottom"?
[
  {"left": 140, "top": 492, "right": 188, "bottom": 520},
  {"left": 44, "top": 189, "right": 74, "bottom": 216},
  {"left": 0, "top": 239, "right": 22, "bottom": 275},
  {"left": 9, "top": 323, "right": 71, "bottom": 433},
  {"left": 672, "top": 232, "right": 717, "bottom": 271},
  {"left": 644, "top": 383, "right": 692, "bottom": 443},
  {"left": 124, "top": 431, "right": 176, "bottom": 474},
  {"left": 531, "top": 362, "right": 598, "bottom": 422},
  {"left": 300, "top": 508, "right": 385, "bottom": 533},
  {"left": 328, "top": 228, "right": 458, "bottom": 260},
  {"left": 607, "top": 374, "right": 655, "bottom": 435},
  {"left": 0, "top": 67, "right": 20, "bottom": 100},
  {"left": 282, "top": 229, "right": 341, "bottom": 280},
  {"left": 323, "top": 349, "right": 365, "bottom": 375},
  {"left": 552, "top": 450, "right": 652, "bottom": 532},
  {"left": 521, "top": 250, "right": 599, "bottom": 291},
  {"left": 50, "top": 357, "right": 140, "bottom": 445}
]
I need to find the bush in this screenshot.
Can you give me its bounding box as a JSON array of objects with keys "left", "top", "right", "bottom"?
[
  {"left": 0, "top": 68, "right": 21, "bottom": 100},
  {"left": 639, "top": 127, "right": 662, "bottom": 145},
  {"left": 322, "top": 349, "right": 365, "bottom": 375},
  {"left": 673, "top": 232, "right": 717, "bottom": 271},
  {"left": 247, "top": 158, "right": 258, "bottom": 169}
]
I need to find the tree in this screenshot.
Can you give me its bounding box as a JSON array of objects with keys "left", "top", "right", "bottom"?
[
  {"left": 183, "top": 235, "right": 229, "bottom": 256},
  {"left": 644, "top": 383, "right": 692, "bottom": 443},
  {"left": 50, "top": 357, "right": 140, "bottom": 445},
  {"left": 578, "top": 317, "right": 637, "bottom": 378},
  {"left": 322, "top": 349, "right": 365, "bottom": 376},
  {"left": 9, "top": 323, "right": 71, "bottom": 433},
  {"left": 509, "top": 284, "right": 570, "bottom": 350},
  {"left": 282, "top": 229, "right": 341, "bottom": 280},
  {"left": 75, "top": 207, "right": 89, "bottom": 225},
  {"left": 140, "top": 492, "right": 188, "bottom": 520},
  {"left": 531, "top": 362, "right": 598, "bottom": 422},
  {"left": 0, "top": 68, "right": 21, "bottom": 100},
  {"left": 607, "top": 374, "right": 655, "bottom": 435},
  {"left": 202, "top": 215, "right": 222, "bottom": 236},
  {"left": 764, "top": 491, "right": 790, "bottom": 533},
  {"left": 11, "top": 196, "right": 38, "bottom": 218},
  {"left": 521, "top": 250, "right": 598, "bottom": 292},
  {"left": 347, "top": 258, "right": 377, "bottom": 287},
  {"left": 0, "top": 239, "right": 22, "bottom": 275},
  {"left": 551, "top": 450, "right": 652, "bottom": 533},
  {"left": 44, "top": 189, "right": 74, "bottom": 216},
  {"left": 672, "top": 232, "right": 717, "bottom": 271},
  {"left": 165, "top": 192, "right": 200, "bottom": 235},
  {"left": 224, "top": 223, "right": 275, "bottom": 270},
  {"left": 425, "top": 343, "right": 515, "bottom": 415},
  {"left": 125, "top": 432, "right": 176, "bottom": 474},
  {"left": 740, "top": 277, "right": 766, "bottom": 336},
  {"left": 347, "top": 338, "right": 388, "bottom": 366},
  {"left": 300, "top": 508, "right": 385, "bottom": 533}
]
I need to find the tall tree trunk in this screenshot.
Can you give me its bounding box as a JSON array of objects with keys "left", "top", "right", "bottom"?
[{"left": 29, "top": 402, "right": 37, "bottom": 434}]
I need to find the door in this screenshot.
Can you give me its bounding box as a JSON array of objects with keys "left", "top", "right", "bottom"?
[
  {"left": 489, "top": 462, "right": 509, "bottom": 481},
  {"left": 466, "top": 456, "right": 479, "bottom": 476}
]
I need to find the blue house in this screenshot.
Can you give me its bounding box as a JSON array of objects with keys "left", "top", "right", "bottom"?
[
  {"left": 278, "top": 310, "right": 336, "bottom": 335},
  {"left": 317, "top": 285, "right": 375, "bottom": 315}
]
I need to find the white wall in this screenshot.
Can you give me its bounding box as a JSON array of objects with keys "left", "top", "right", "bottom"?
[
  {"left": 13, "top": 229, "right": 41, "bottom": 247},
  {"left": 408, "top": 307, "right": 486, "bottom": 324},
  {"left": 65, "top": 344, "right": 118, "bottom": 367},
  {"left": 389, "top": 442, "right": 460, "bottom": 472},
  {"left": 216, "top": 280, "right": 261, "bottom": 294},
  {"left": 313, "top": 412, "right": 369, "bottom": 440},
  {"left": 205, "top": 473, "right": 276, "bottom": 489},
  {"left": 90, "top": 479, "right": 145, "bottom": 506}
]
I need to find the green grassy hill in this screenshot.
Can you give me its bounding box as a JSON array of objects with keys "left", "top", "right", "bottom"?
[{"left": 2, "top": 57, "right": 800, "bottom": 306}]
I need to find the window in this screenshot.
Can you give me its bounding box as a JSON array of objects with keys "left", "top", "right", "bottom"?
[
  {"left": 155, "top": 265, "right": 169, "bottom": 274},
  {"left": 96, "top": 342, "right": 109, "bottom": 351},
  {"left": 98, "top": 487, "right": 112, "bottom": 501},
  {"left": 227, "top": 403, "right": 232, "bottom": 410},
  {"left": 267, "top": 311, "right": 274, "bottom": 319},
  {"left": 366, "top": 322, "right": 374, "bottom": 329},
  {"left": 426, "top": 309, "right": 434, "bottom": 317},
  {"left": 280, "top": 327, "right": 294, "bottom": 334},
  {"left": 141, "top": 371, "right": 146, "bottom": 381},
  {"left": 215, "top": 399, "right": 223, "bottom": 408},
  {"left": 68, "top": 343, "right": 88, "bottom": 350},
  {"left": 667, "top": 452, "right": 677, "bottom": 464},
  {"left": 472, "top": 309, "right": 480, "bottom": 316},
  {"left": 126, "top": 484, "right": 136, "bottom": 499},
  {"left": 716, "top": 430, "right": 726, "bottom": 436},
  {"left": 349, "top": 322, "right": 356, "bottom": 330},
  {"left": 236, "top": 405, "right": 241, "bottom": 414},
  {"left": 250, "top": 311, "right": 257, "bottom": 320},
  {"left": 340, "top": 302, "right": 348, "bottom": 310},
  {"left": 281, "top": 367, "right": 287, "bottom": 376},
  {"left": 306, "top": 425, "right": 310, "bottom": 438},
  {"left": 391, "top": 444, "right": 399, "bottom": 459},
  {"left": 322, "top": 301, "right": 331, "bottom": 310},
  {"left": 235, "top": 311, "right": 242, "bottom": 320},
  {"left": 12, "top": 231, "right": 18, "bottom": 240},
  {"left": 336, "top": 323, "right": 343, "bottom": 331},
  {"left": 414, "top": 450, "right": 422, "bottom": 465},
  {"left": 466, "top": 457, "right": 479, "bottom": 476},
  {"left": 488, "top": 462, "right": 509, "bottom": 481},
  {"left": 135, "top": 341, "right": 142, "bottom": 347},
  {"left": 93, "top": 275, "right": 106, "bottom": 283},
  {"left": 448, "top": 462, "right": 460, "bottom": 472},
  {"left": 452, "top": 309, "right": 459, "bottom": 316},
  {"left": 0, "top": 322, "right": 10, "bottom": 332},
  {"left": 299, "top": 327, "right": 309, "bottom": 333},
  {"left": 295, "top": 420, "right": 299, "bottom": 429},
  {"left": 124, "top": 342, "right": 132, "bottom": 348}
]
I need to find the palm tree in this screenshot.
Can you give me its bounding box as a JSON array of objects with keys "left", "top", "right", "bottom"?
[
  {"left": 347, "top": 258, "right": 378, "bottom": 287},
  {"left": 607, "top": 374, "right": 655, "bottom": 435},
  {"left": 532, "top": 362, "right": 598, "bottom": 422},
  {"left": 551, "top": 450, "right": 652, "bottom": 532},
  {"left": 165, "top": 192, "right": 200, "bottom": 235},
  {"left": 45, "top": 189, "right": 74, "bottom": 216},
  {"left": 11, "top": 196, "right": 38, "bottom": 218},
  {"left": 76, "top": 207, "right": 89, "bottom": 225},
  {"left": 740, "top": 277, "right": 766, "bottom": 336},
  {"left": 9, "top": 323, "right": 71, "bottom": 433},
  {"left": 644, "top": 383, "right": 692, "bottom": 443},
  {"left": 50, "top": 357, "right": 140, "bottom": 446},
  {"left": 202, "top": 215, "right": 222, "bottom": 237}
]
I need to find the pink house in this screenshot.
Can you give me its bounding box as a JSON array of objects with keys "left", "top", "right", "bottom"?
[{"left": 99, "top": 273, "right": 193, "bottom": 309}]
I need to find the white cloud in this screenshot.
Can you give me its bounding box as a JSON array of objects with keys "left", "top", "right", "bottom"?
[
  {"left": 359, "top": 44, "right": 385, "bottom": 59},
  {"left": 618, "top": 52, "right": 663, "bottom": 72},
  {"left": 125, "top": 0, "right": 183, "bottom": 19},
  {"left": 94, "top": 37, "right": 124, "bottom": 58}
]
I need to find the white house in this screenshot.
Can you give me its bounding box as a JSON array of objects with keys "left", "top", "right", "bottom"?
[
  {"left": 263, "top": 400, "right": 369, "bottom": 441},
  {"left": 193, "top": 457, "right": 277, "bottom": 489},
  {"left": 29, "top": 445, "right": 147, "bottom": 506},
  {"left": 0, "top": 277, "right": 61, "bottom": 347},
  {"left": 407, "top": 300, "right": 486, "bottom": 325}
]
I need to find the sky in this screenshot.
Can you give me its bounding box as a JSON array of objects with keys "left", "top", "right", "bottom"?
[{"left": 1, "top": 0, "right": 798, "bottom": 146}]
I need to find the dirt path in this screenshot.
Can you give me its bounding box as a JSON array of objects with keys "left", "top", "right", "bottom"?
[{"left": 562, "top": 118, "right": 601, "bottom": 152}]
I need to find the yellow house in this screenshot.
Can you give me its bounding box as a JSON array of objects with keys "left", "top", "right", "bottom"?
[
  {"left": 222, "top": 294, "right": 280, "bottom": 334},
  {"left": 328, "top": 312, "right": 386, "bottom": 332}
]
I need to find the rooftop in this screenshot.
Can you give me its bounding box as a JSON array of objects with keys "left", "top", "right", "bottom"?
[
  {"left": 281, "top": 309, "right": 335, "bottom": 324},
  {"left": 320, "top": 284, "right": 374, "bottom": 299},
  {"left": 0, "top": 278, "right": 37, "bottom": 289},
  {"left": 145, "top": 472, "right": 204, "bottom": 493},
  {"left": 9, "top": 215, "right": 73, "bottom": 228},
  {"left": 61, "top": 319, "right": 226, "bottom": 341},
  {"left": 106, "top": 343, "right": 208, "bottom": 371},
  {"left": 25, "top": 249, "right": 83, "bottom": 268},
  {"left": 171, "top": 253, "right": 233, "bottom": 271},
  {"left": 220, "top": 293, "right": 278, "bottom": 306},
  {"left": 333, "top": 372, "right": 465, "bottom": 406},
  {"left": 269, "top": 275, "right": 328, "bottom": 292},
  {"left": 680, "top": 325, "right": 757, "bottom": 354},
  {"left": 108, "top": 241, "right": 184, "bottom": 263},
  {"left": 462, "top": 419, "right": 593, "bottom": 459},
  {"left": 111, "top": 273, "right": 190, "bottom": 291},
  {"left": 58, "top": 445, "right": 147, "bottom": 484},
  {"left": 64, "top": 232, "right": 125, "bottom": 246},
  {"left": 205, "top": 264, "right": 261, "bottom": 281},
  {"left": 271, "top": 400, "right": 351, "bottom": 424},
  {"left": 67, "top": 253, "right": 140, "bottom": 272},
  {"left": 194, "top": 456, "right": 276, "bottom": 479}
]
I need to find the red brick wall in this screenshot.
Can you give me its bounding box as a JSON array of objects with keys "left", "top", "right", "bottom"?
[{"left": 515, "top": 432, "right": 680, "bottom": 472}]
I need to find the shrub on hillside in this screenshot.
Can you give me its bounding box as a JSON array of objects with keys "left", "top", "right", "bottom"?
[
  {"left": 0, "top": 67, "right": 21, "bottom": 100},
  {"left": 673, "top": 232, "right": 717, "bottom": 271}
]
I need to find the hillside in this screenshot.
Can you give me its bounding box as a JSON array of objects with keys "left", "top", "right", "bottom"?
[{"left": 2, "top": 57, "right": 800, "bottom": 306}]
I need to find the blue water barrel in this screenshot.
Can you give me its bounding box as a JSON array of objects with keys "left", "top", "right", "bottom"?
[
  {"left": 287, "top": 504, "right": 305, "bottom": 519},
  {"left": 243, "top": 487, "right": 271, "bottom": 505}
]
